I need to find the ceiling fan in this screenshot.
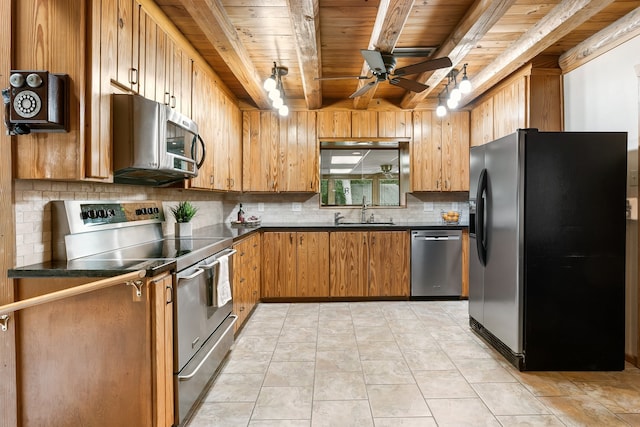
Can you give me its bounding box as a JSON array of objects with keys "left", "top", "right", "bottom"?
[{"left": 317, "top": 49, "right": 453, "bottom": 98}]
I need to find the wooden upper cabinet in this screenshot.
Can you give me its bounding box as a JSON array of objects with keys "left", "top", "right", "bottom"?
[
  {"left": 469, "top": 63, "right": 562, "bottom": 146},
  {"left": 243, "top": 111, "right": 318, "bottom": 192},
  {"left": 115, "top": 0, "right": 140, "bottom": 91},
  {"left": 279, "top": 111, "right": 319, "bottom": 192},
  {"left": 378, "top": 111, "right": 412, "bottom": 138},
  {"left": 369, "top": 231, "right": 409, "bottom": 297},
  {"left": 189, "top": 63, "right": 242, "bottom": 191},
  {"left": 351, "top": 111, "right": 378, "bottom": 138},
  {"left": 412, "top": 110, "right": 469, "bottom": 192},
  {"left": 317, "top": 111, "right": 351, "bottom": 138},
  {"left": 318, "top": 110, "right": 412, "bottom": 139}
]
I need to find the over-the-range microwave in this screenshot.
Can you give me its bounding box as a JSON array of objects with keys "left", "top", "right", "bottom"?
[{"left": 112, "top": 94, "right": 206, "bottom": 186}]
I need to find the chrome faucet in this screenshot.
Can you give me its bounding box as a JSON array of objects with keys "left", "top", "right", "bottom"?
[
  {"left": 334, "top": 212, "right": 345, "bottom": 225},
  {"left": 361, "top": 196, "right": 368, "bottom": 223}
]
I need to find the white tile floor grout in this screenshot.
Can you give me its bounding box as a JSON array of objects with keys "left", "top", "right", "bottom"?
[{"left": 187, "top": 301, "right": 640, "bottom": 426}]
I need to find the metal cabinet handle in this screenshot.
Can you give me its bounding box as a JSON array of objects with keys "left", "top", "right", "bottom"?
[
  {"left": 170, "top": 95, "right": 176, "bottom": 109},
  {"left": 129, "top": 68, "right": 138, "bottom": 85},
  {"left": 166, "top": 285, "right": 173, "bottom": 304}
]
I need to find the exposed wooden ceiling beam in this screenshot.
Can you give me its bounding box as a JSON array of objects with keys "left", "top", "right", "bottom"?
[
  {"left": 459, "top": 0, "right": 617, "bottom": 107},
  {"left": 400, "top": 0, "right": 516, "bottom": 109},
  {"left": 286, "top": 0, "right": 322, "bottom": 110},
  {"left": 559, "top": 6, "right": 640, "bottom": 73},
  {"left": 175, "top": 0, "right": 271, "bottom": 109},
  {"left": 352, "top": 0, "right": 415, "bottom": 110}
]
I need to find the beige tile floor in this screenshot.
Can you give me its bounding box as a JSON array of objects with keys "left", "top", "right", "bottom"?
[{"left": 187, "top": 301, "right": 640, "bottom": 426}]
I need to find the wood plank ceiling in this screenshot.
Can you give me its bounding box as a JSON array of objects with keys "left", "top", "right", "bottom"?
[{"left": 155, "top": 0, "right": 640, "bottom": 110}]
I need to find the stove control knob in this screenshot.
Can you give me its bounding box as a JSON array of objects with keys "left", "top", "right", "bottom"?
[
  {"left": 107, "top": 209, "right": 116, "bottom": 217},
  {"left": 135, "top": 209, "right": 142, "bottom": 215},
  {"left": 97, "top": 209, "right": 107, "bottom": 218},
  {"left": 141, "top": 208, "right": 148, "bottom": 215},
  {"left": 81, "top": 211, "right": 89, "bottom": 220},
  {"left": 153, "top": 207, "right": 160, "bottom": 214},
  {"left": 147, "top": 206, "right": 154, "bottom": 214},
  {"left": 87, "top": 210, "right": 97, "bottom": 219}
]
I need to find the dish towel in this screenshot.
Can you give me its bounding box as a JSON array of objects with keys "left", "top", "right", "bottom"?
[{"left": 217, "top": 254, "right": 232, "bottom": 307}]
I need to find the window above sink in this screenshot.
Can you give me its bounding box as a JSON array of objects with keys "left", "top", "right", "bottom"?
[{"left": 319, "top": 141, "right": 409, "bottom": 208}]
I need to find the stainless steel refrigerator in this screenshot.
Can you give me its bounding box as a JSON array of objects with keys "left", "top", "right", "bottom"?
[{"left": 469, "top": 129, "right": 627, "bottom": 371}]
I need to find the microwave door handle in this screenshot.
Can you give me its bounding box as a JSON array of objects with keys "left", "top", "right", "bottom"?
[{"left": 194, "top": 134, "right": 206, "bottom": 169}]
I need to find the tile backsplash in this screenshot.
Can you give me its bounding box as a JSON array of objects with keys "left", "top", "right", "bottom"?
[{"left": 14, "top": 179, "right": 469, "bottom": 267}]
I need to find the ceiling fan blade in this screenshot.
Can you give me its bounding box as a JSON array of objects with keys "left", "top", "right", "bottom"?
[
  {"left": 315, "top": 75, "right": 371, "bottom": 81},
  {"left": 349, "top": 81, "right": 378, "bottom": 99},
  {"left": 360, "top": 49, "right": 387, "bottom": 74},
  {"left": 393, "top": 56, "right": 453, "bottom": 76},
  {"left": 389, "top": 77, "right": 429, "bottom": 93}
]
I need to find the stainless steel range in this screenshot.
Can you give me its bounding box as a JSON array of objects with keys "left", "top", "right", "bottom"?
[{"left": 51, "top": 200, "right": 237, "bottom": 426}]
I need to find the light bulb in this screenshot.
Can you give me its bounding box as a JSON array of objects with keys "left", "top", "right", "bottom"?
[
  {"left": 450, "top": 87, "right": 461, "bottom": 102},
  {"left": 436, "top": 104, "right": 447, "bottom": 117},
  {"left": 459, "top": 77, "right": 472, "bottom": 94},
  {"left": 268, "top": 88, "right": 281, "bottom": 101},
  {"left": 278, "top": 105, "right": 289, "bottom": 116},
  {"left": 263, "top": 76, "right": 276, "bottom": 92},
  {"left": 272, "top": 97, "right": 284, "bottom": 108},
  {"left": 447, "top": 97, "right": 458, "bottom": 109}
]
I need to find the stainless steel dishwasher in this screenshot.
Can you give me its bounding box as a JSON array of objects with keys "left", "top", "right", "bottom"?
[{"left": 411, "top": 229, "right": 462, "bottom": 297}]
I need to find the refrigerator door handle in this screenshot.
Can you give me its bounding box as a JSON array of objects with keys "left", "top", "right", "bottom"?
[{"left": 476, "top": 168, "right": 488, "bottom": 266}]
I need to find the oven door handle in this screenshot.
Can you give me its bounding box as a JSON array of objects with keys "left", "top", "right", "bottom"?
[
  {"left": 200, "top": 249, "right": 237, "bottom": 269},
  {"left": 201, "top": 249, "right": 236, "bottom": 307},
  {"left": 178, "top": 268, "right": 204, "bottom": 281},
  {"left": 178, "top": 315, "right": 238, "bottom": 381}
]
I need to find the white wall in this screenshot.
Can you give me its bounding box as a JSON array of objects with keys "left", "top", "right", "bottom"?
[{"left": 564, "top": 34, "right": 640, "bottom": 360}]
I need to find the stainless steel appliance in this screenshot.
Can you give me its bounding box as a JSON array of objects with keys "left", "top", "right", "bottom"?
[
  {"left": 469, "top": 129, "right": 627, "bottom": 371},
  {"left": 410, "top": 230, "right": 461, "bottom": 297},
  {"left": 51, "top": 200, "right": 236, "bottom": 424},
  {"left": 112, "top": 94, "right": 206, "bottom": 186}
]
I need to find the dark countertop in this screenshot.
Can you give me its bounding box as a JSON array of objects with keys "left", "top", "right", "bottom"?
[{"left": 8, "top": 222, "right": 467, "bottom": 278}]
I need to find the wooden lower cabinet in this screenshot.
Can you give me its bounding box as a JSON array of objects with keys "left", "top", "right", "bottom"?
[
  {"left": 369, "top": 231, "right": 409, "bottom": 297},
  {"left": 13, "top": 272, "right": 174, "bottom": 427},
  {"left": 329, "top": 231, "right": 409, "bottom": 297},
  {"left": 329, "top": 231, "right": 369, "bottom": 297},
  {"left": 262, "top": 231, "right": 329, "bottom": 298},
  {"left": 233, "top": 233, "right": 261, "bottom": 331}
]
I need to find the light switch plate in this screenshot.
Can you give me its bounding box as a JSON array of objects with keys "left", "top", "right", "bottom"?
[
  {"left": 292, "top": 202, "right": 302, "bottom": 212},
  {"left": 630, "top": 170, "right": 638, "bottom": 187}
]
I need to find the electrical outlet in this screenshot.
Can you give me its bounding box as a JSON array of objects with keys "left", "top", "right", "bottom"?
[
  {"left": 423, "top": 202, "right": 434, "bottom": 212},
  {"left": 292, "top": 202, "right": 302, "bottom": 212},
  {"left": 257, "top": 203, "right": 264, "bottom": 212},
  {"left": 630, "top": 170, "right": 638, "bottom": 187}
]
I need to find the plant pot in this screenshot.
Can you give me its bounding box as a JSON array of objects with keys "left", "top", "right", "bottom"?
[{"left": 175, "top": 222, "right": 192, "bottom": 237}]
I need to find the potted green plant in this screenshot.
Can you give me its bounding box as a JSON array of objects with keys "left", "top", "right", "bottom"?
[{"left": 171, "top": 201, "right": 198, "bottom": 237}]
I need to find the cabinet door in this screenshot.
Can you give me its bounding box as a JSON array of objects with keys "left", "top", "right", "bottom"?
[
  {"left": 228, "top": 101, "right": 243, "bottom": 191},
  {"left": 189, "top": 62, "right": 215, "bottom": 189},
  {"left": 280, "top": 111, "right": 318, "bottom": 192},
  {"left": 296, "top": 232, "right": 329, "bottom": 297},
  {"left": 151, "top": 273, "right": 174, "bottom": 427},
  {"left": 441, "top": 111, "right": 470, "bottom": 191},
  {"left": 262, "top": 232, "right": 297, "bottom": 297},
  {"left": 115, "top": 0, "right": 139, "bottom": 91},
  {"left": 378, "top": 111, "right": 412, "bottom": 138},
  {"left": 317, "top": 111, "right": 351, "bottom": 138},
  {"left": 369, "top": 231, "right": 409, "bottom": 297},
  {"left": 351, "top": 111, "right": 377, "bottom": 138},
  {"left": 233, "top": 238, "right": 251, "bottom": 330},
  {"left": 470, "top": 97, "right": 493, "bottom": 147},
  {"left": 243, "top": 111, "right": 280, "bottom": 191},
  {"left": 411, "top": 110, "right": 442, "bottom": 191},
  {"left": 139, "top": 8, "right": 157, "bottom": 101},
  {"left": 329, "top": 231, "right": 368, "bottom": 297},
  {"left": 493, "top": 77, "right": 525, "bottom": 139}
]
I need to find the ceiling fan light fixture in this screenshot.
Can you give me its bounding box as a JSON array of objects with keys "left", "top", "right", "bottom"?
[
  {"left": 263, "top": 76, "right": 276, "bottom": 91},
  {"left": 450, "top": 87, "right": 461, "bottom": 102},
  {"left": 278, "top": 105, "right": 289, "bottom": 117},
  {"left": 264, "top": 61, "right": 289, "bottom": 115},
  {"left": 446, "top": 97, "right": 458, "bottom": 109},
  {"left": 272, "top": 97, "right": 284, "bottom": 108}
]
